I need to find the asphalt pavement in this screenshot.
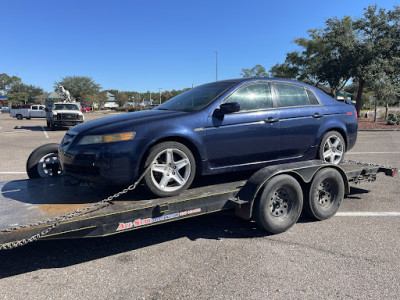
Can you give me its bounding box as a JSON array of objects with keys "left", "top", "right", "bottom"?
[{"left": 0, "top": 112, "right": 399, "bottom": 299}]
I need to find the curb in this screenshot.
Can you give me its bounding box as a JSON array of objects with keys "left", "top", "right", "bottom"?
[{"left": 359, "top": 129, "right": 400, "bottom": 132}]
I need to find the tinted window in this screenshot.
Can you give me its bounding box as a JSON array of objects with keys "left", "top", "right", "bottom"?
[
  {"left": 32, "top": 106, "right": 38, "bottom": 110},
  {"left": 306, "top": 89, "right": 319, "bottom": 105},
  {"left": 275, "top": 83, "right": 308, "bottom": 107},
  {"left": 156, "top": 81, "right": 236, "bottom": 112},
  {"left": 224, "top": 82, "right": 272, "bottom": 111}
]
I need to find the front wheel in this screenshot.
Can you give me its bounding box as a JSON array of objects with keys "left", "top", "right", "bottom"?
[
  {"left": 253, "top": 174, "right": 303, "bottom": 234},
  {"left": 26, "top": 143, "right": 62, "bottom": 178},
  {"left": 318, "top": 131, "right": 345, "bottom": 164},
  {"left": 144, "top": 142, "right": 196, "bottom": 197}
]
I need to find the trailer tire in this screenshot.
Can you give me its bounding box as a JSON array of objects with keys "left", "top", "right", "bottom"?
[
  {"left": 26, "top": 143, "right": 62, "bottom": 179},
  {"left": 304, "top": 168, "right": 344, "bottom": 220},
  {"left": 144, "top": 141, "right": 196, "bottom": 197},
  {"left": 16, "top": 114, "right": 23, "bottom": 120},
  {"left": 253, "top": 174, "right": 303, "bottom": 234}
]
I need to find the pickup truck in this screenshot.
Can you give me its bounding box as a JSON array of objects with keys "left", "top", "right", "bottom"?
[
  {"left": 10, "top": 105, "right": 46, "bottom": 120},
  {"left": 45, "top": 101, "right": 84, "bottom": 129}
]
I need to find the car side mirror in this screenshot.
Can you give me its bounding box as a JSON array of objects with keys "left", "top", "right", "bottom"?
[{"left": 215, "top": 102, "right": 240, "bottom": 116}]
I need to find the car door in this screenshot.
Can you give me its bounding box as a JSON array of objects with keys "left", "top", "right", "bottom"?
[
  {"left": 206, "top": 82, "right": 280, "bottom": 168},
  {"left": 272, "top": 82, "right": 325, "bottom": 159},
  {"left": 30, "top": 105, "right": 39, "bottom": 117}
]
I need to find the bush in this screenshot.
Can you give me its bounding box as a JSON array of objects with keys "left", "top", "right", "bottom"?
[{"left": 387, "top": 112, "right": 400, "bottom": 125}]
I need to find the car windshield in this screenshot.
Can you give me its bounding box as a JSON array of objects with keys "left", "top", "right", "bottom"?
[
  {"left": 54, "top": 104, "right": 80, "bottom": 111},
  {"left": 156, "top": 81, "right": 237, "bottom": 112}
]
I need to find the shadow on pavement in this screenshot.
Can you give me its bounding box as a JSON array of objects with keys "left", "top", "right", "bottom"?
[{"left": 0, "top": 211, "right": 270, "bottom": 278}]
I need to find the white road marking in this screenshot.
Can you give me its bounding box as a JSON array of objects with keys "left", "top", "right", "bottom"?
[
  {"left": 336, "top": 212, "right": 400, "bottom": 217},
  {"left": 347, "top": 152, "right": 400, "bottom": 154},
  {"left": 41, "top": 126, "right": 49, "bottom": 139},
  {"left": 0, "top": 172, "right": 26, "bottom": 174}
]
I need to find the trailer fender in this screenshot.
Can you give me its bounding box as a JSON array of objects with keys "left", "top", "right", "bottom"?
[{"left": 234, "top": 160, "right": 349, "bottom": 220}]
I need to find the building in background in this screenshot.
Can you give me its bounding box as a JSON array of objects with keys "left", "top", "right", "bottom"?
[{"left": 103, "top": 92, "right": 119, "bottom": 109}]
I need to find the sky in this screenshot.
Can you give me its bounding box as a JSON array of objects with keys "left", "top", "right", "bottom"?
[{"left": 1, "top": 0, "right": 399, "bottom": 93}]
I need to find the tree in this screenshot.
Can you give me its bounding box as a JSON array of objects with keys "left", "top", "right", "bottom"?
[
  {"left": 270, "top": 19, "right": 355, "bottom": 98},
  {"left": 241, "top": 65, "right": 268, "bottom": 78},
  {"left": 7, "top": 83, "right": 44, "bottom": 104},
  {"left": 54, "top": 76, "right": 101, "bottom": 102},
  {"left": 0, "top": 73, "right": 21, "bottom": 94},
  {"left": 161, "top": 90, "right": 173, "bottom": 102},
  {"left": 352, "top": 5, "right": 400, "bottom": 117}
]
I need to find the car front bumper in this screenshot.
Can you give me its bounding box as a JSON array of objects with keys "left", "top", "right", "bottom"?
[{"left": 59, "top": 140, "right": 143, "bottom": 185}]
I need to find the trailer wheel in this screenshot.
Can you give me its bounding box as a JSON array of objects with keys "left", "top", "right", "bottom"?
[
  {"left": 16, "top": 114, "right": 23, "bottom": 120},
  {"left": 253, "top": 174, "right": 303, "bottom": 234},
  {"left": 26, "top": 143, "right": 62, "bottom": 179},
  {"left": 304, "top": 168, "right": 344, "bottom": 220},
  {"left": 144, "top": 141, "right": 196, "bottom": 197}
]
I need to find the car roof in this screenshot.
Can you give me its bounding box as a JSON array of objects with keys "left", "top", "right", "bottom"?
[{"left": 217, "top": 77, "right": 315, "bottom": 88}]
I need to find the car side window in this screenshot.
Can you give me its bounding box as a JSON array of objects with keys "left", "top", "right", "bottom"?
[
  {"left": 306, "top": 89, "right": 320, "bottom": 105},
  {"left": 275, "top": 83, "right": 309, "bottom": 107},
  {"left": 224, "top": 83, "right": 272, "bottom": 112},
  {"left": 32, "top": 106, "right": 37, "bottom": 110}
]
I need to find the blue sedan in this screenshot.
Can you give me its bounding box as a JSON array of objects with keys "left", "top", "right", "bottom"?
[{"left": 59, "top": 78, "right": 357, "bottom": 197}]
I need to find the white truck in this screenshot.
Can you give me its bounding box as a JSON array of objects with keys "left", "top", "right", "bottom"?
[
  {"left": 45, "top": 100, "right": 84, "bottom": 129},
  {"left": 10, "top": 105, "right": 46, "bottom": 120}
]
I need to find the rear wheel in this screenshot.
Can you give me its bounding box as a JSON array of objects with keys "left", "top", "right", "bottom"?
[
  {"left": 144, "top": 142, "right": 196, "bottom": 197},
  {"left": 16, "top": 114, "right": 23, "bottom": 120},
  {"left": 26, "top": 143, "right": 62, "bottom": 178},
  {"left": 253, "top": 174, "right": 303, "bottom": 234},
  {"left": 319, "top": 131, "right": 345, "bottom": 164},
  {"left": 304, "top": 168, "right": 344, "bottom": 220}
]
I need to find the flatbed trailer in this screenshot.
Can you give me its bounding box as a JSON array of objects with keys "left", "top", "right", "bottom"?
[{"left": 0, "top": 160, "right": 397, "bottom": 250}]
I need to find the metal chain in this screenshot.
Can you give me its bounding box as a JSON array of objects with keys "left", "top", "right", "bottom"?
[{"left": 0, "top": 165, "right": 152, "bottom": 251}]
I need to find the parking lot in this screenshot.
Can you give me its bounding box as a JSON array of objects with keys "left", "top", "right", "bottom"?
[{"left": 0, "top": 112, "right": 399, "bottom": 299}]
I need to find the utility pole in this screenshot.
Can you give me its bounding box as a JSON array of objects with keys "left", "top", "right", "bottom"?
[
  {"left": 158, "top": 88, "right": 162, "bottom": 105},
  {"left": 215, "top": 51, "right": 218, "bottom": 81}
]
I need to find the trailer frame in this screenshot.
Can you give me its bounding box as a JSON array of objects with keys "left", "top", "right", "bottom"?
[{"left": 0, "top": 159, "right": 396, "bottom": 250}]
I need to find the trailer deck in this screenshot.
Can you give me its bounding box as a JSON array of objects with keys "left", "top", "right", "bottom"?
[{"left": 0, "top": 160, "right": 396, "bottom": 249}]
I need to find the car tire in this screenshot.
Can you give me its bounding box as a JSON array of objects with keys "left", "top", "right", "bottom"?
[
  {"left": 304, "top": 168, "right": 344, "bottom": 220},
  {"left": 318, "top": 131, "right": 345, "bottom": 164},
  {"left": 26, "top": 143, "right": 62, "bottom": 179},
  {"left": 144, "top": 141, "right": 196, "bottom": 197},
  {"left": 253, "top": 174, "right": 303, "bottom": 234},
  {"left": 26, "top": 117, "right": 31, "bottom": 120},
  {"left": 16, "top": 114, "right": 23, "bottom": 120}
]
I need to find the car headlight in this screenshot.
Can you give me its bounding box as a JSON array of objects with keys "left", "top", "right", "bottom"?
[{"left": 77, "top": 132, "right": 136, "bottom": 145}]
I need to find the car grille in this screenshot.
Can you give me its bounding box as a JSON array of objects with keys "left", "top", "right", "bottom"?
[{"left": 57, "top": 113, "right": 79, "bottom": 120}]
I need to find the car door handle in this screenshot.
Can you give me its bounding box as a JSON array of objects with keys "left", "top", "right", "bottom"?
[
  {"left": 265, "top": 117, "right": 279, "bottom": 123},
  {"left": 312, "top": 113, "right": 323, "bottom": 119}
]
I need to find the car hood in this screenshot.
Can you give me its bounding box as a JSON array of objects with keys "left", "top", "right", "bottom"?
[{"left": 72, "top": 109, "right": 186, "bottom": 135}]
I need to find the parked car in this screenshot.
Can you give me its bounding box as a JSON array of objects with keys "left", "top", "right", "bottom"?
[
  {"left": 10, "top": 105, "right": 46, "bottom": 119},
  {"left": 1, "top": 106, "right": 10, "bottom": 113},
  {"left": 81, "top": 105, "right": 90, "bottom": 113},
  {"left": 59, "top": 78, "right": 358, "bottom": 197}
]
